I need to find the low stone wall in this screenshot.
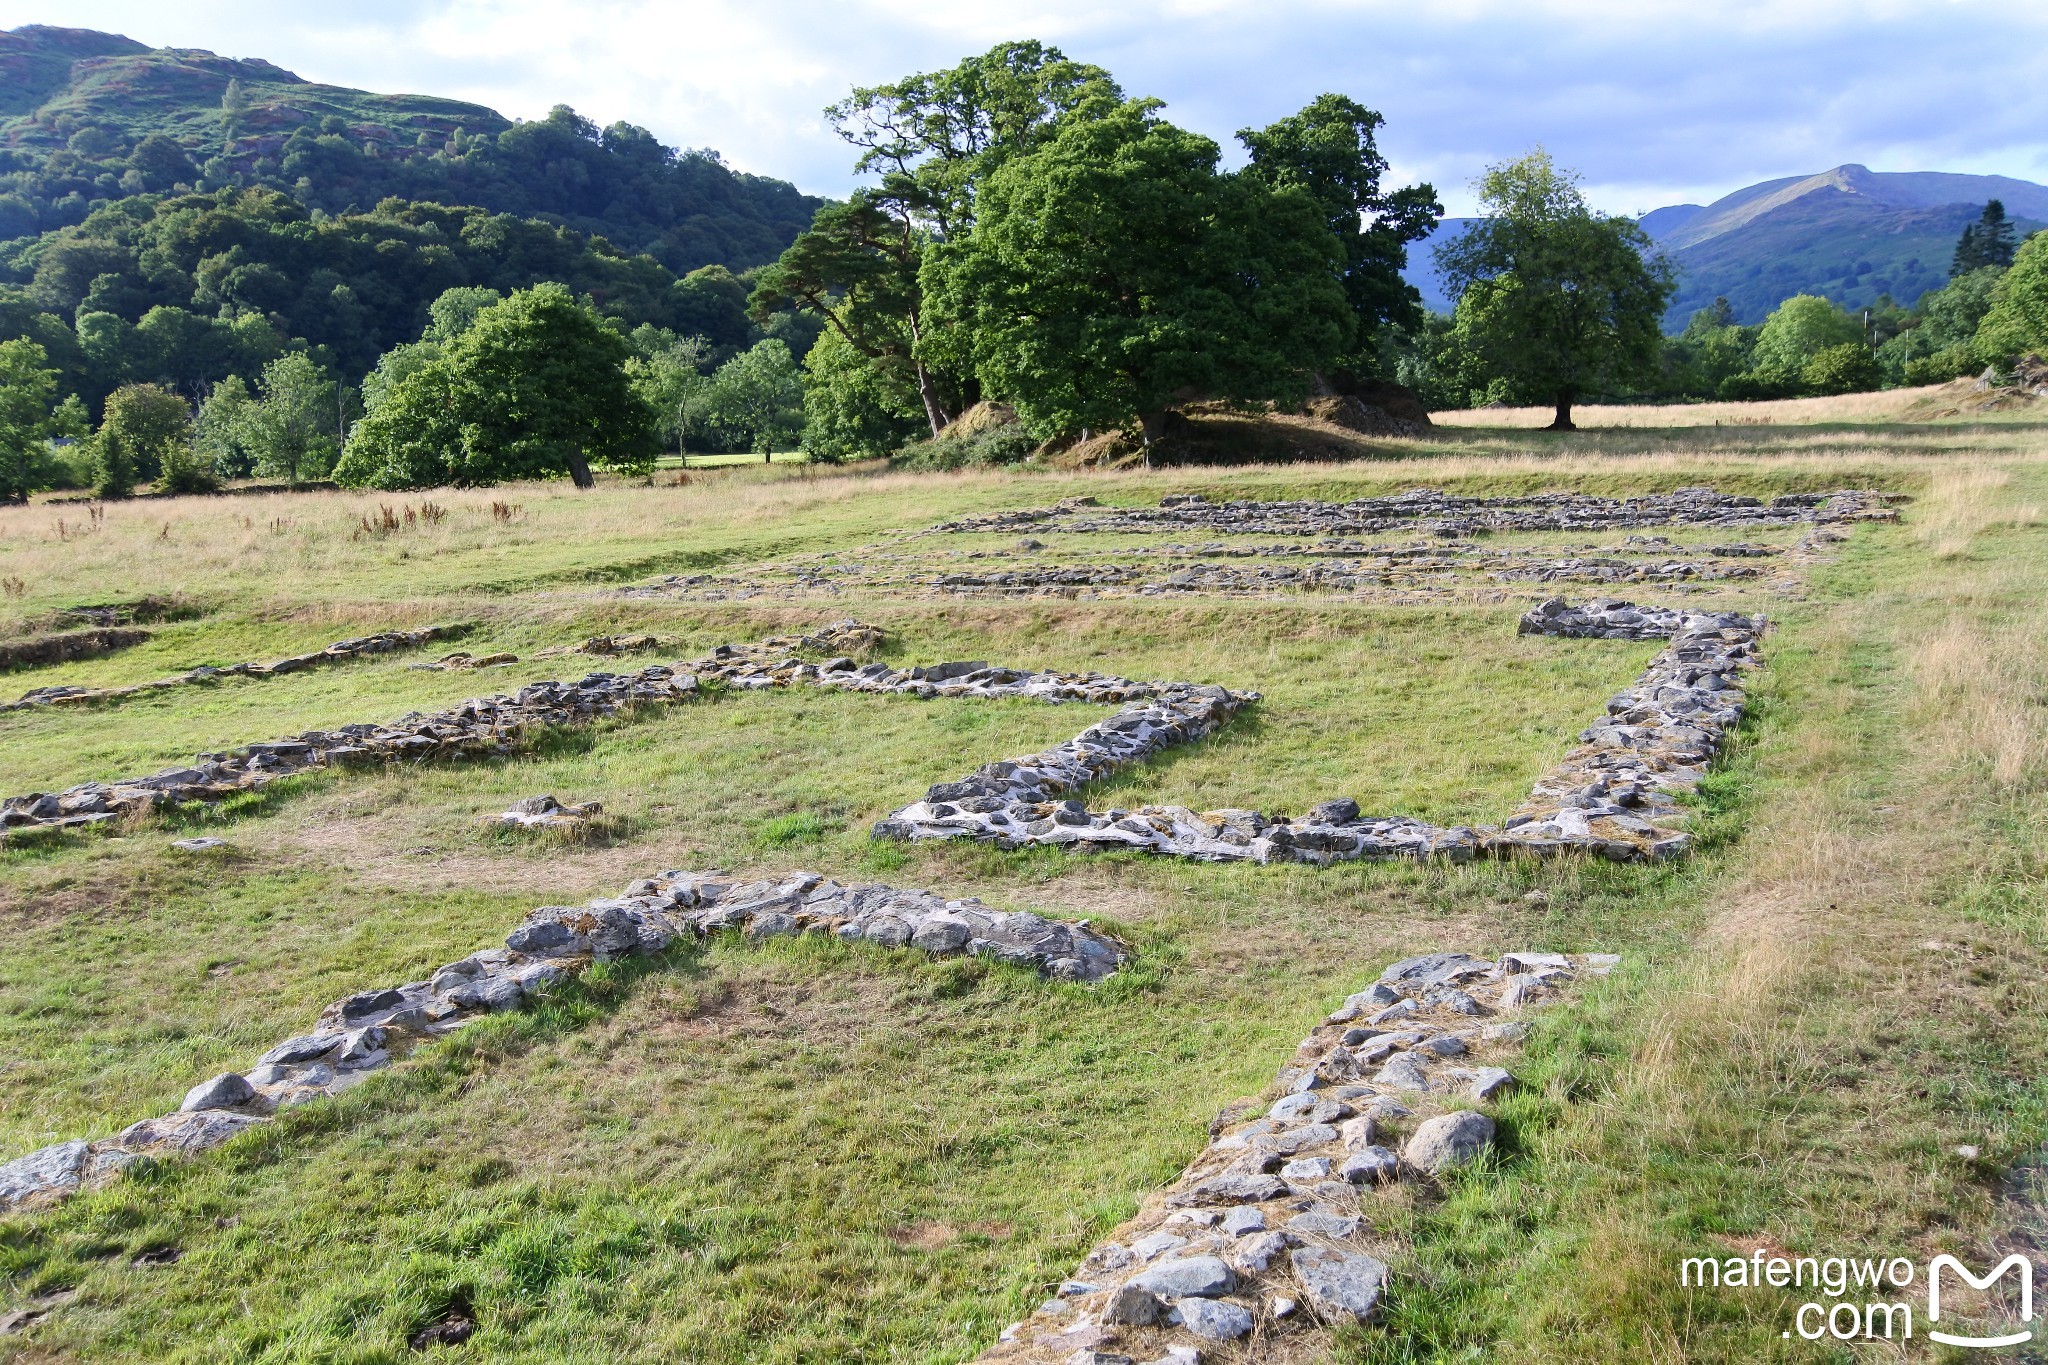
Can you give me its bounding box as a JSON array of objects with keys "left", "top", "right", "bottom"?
[
  {"left": 3, "top": 625, "right": 462, "bottom": 713},
  {"left": 876, "top": 599, "right": 1763, "bottom": 865},
  {"left": 932, "top": 487, "right": 1894, "bottom": 539},
  {"left": 977, "top": 950, "right": 1616, "bottom": 1361},
  {"left": 2, "top": 603, "right": 1761, "bottom": 871},
  {"left": 0, "top": 626, "right": 151, "bottom": 675},
  {"left": 0, "top": 868, "right": 1123, "bottom": 1211}
]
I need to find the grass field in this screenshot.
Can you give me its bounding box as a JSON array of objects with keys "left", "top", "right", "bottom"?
[{"left": 3, "top": 415, "right": 2048, "bottom": 1361}]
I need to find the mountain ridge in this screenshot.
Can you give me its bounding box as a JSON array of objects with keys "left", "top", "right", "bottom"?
[
  {"left": 0, "top": 24, "right": 818, "bottom": 279},
  {"left": 1400, "top": 163, "right": 2048, "bottom": 327}
]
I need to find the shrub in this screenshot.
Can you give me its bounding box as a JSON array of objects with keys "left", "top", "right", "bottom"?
[
  {"left": 1800, "top": 343, "right": 1883, "bottom": 396},
  {"left": 892, "top": 422, "right": 1037, "bottom": 471}
]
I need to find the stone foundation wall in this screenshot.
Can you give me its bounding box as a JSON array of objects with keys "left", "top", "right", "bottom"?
[
  {"left": 876, "top": 599, "right": 1763, "bottom": 865},
  {"left": 0, "top": 868, "right": 1123, "bottom": 1211},
  {"left": 932, "top": 487, "right": 1894, "bottom": 539},
  {"left": 3, "top": 624, "right": 461, "bottom": 713},
  {"left": 977, "top": 950, "right": 1616, "bottom": 1361}
]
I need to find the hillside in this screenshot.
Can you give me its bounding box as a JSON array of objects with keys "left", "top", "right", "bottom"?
[
  {"left": 1401, "top": 163, "right": 2048, "bottom": 328},
  {"left": 0, "top": 24, "right": 822, "bottom": 277}
]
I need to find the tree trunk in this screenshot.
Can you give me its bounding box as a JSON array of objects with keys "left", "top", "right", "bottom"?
[
  {"left": 1138, "top": 409, "right": 1170, "bottom": 470},
  {"left": 1546, "top": 391, "right": 1576, "bottom": 432},
  {"left": 913, "top": 358, "right": 951, "bottom": 438},
  {"left": 566, "top": 451, "right": 594, "bottom": 489}
]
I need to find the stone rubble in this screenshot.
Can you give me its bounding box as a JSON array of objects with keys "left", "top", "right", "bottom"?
[
  {"left": 1, "top": 602, "right": 1760, "bottom": 871},
  {"left": 483, "top": 794, "right": 603, "bottom": 830},
  {"left": 975, "top": 950, "right": 1618, "bottom": 1362},
  {"left": 875, "top": 598, "right": 1763, "bottom": 865},
  {"left": 931, "top": 487, "right": 1895, "bottom": 539},
  {"left": 2, "top": 625, "right": 462, "bottom": 713},
  {"left": 0, "top": 868, "right": 1123, "bottom": 1212}
]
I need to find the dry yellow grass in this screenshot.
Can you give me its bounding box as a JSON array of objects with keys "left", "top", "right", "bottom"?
[{"left": 1431, "top": 385, "right": 1957, "bottom": 428}]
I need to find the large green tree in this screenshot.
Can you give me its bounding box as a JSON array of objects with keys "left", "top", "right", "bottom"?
[
  {"left": 0, "top": 340, "right": 87, "bottom": 503},
  {"left": 1749, "top": 294, "right": 1864, "bottom": 376},
  {"left": 1436, "top": 150, "right": 1675, "bottom": 429},
  {"left": 92, "top": 382, "right": 192, "bottom": 497},
  {"left": 749, "top": 41, "right": 1120, "bottom": 437},
  {"left": 1976, "top": 231, "right": 2048, "bottom": 364},
  {"left": 922, "top": 98, "right": 1352, "bottom": 456},
  {"left": 701, "top": 340, "right": 805, "bottom": 457},
  {"left": 1236, "top": 93, "right": 1441, "bottom": 356},
  {"left": 1952, "top": 200, "right": 2019, "bottom": 277},
  {"left": 239, "top": 353, "right": 340, "bottom": 486},
  {"left": 337, "top": 284, "right": 657, "bottom": 489}
]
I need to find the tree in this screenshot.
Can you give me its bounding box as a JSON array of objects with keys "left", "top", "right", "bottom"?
[
  {"left": 220, "top": 77, "right": 248, "bottom": 149},
  {"left": 195, "top": 375, "right": 257, "bottom": 478},
  {"left": 93, "top": 383, "right": 192, "bottom": 497},
  {"left": 1435, "top": 150, "right": 1675, "bottom": 429},
  {"left": 1975, "top": 230, "right": 2048, "bottom": 364},
  {"left": 1236, "top": 93, "right": 1442, "bottom": 354},
  {"left": 800, "top": 324, "right": 925, "bottom": 463},
  {"left": 1953, "top": 200, "right": 2019, "bottom": 277},
  {"left": 922, "top": 99, "right": 1351, "bottom": 459},
  {"left": 1801, "top": 343, "right": 1882, "bottom": 396},
  {"left": 240, "top": 354, "right": 338, "bottom": 485},
  {"left": 1750, "top": 294, "right": 1863, "bottom": 375},
  {"left": 624, "top": 330, "right": 713, "bottom": 453},
  {"left": 0, "top": 340, "right": 87, "bottom": 503},
  {"left": 750, "top": 41, "right": 1120, "bottom": 437},
  {"left": 336, "top": 283, "right": 658, "bottom": 489},
  {"left": 702, "top": 339, "right": 804, "bottom": 456},
  {"left": 423, "top": 286, "right": 504, "bottom": 344}
]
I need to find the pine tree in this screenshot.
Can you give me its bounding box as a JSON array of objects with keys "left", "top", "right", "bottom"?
[
  {"left": 1981, "top": 199, "right": 2018, "bottom": 268},
  {"left": 1954, "top": 201, "right": 2018, "bottom": 277}
]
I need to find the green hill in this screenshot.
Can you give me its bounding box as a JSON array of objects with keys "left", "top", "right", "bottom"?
[
  {"left": 1656, "top": 164, "right": 2048, "bottom": 323},
  {"left": 0, "top": 24, "right": 822, "bottom": 276},
  {"left": 1404, "top": 164, "right": 2048, "bottom": 328}
]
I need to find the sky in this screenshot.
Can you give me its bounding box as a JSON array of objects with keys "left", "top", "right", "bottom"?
[{"left": 5, "top": 0, "right": 2047, "bottom": 216}]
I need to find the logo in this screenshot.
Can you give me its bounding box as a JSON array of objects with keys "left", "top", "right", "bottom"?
[{"left": 1928, "top": 1253, "right": 2035, "bottom": 1349}]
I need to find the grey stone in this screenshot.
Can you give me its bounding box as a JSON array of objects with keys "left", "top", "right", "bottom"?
[
  {"left": 116, "top": 1109, "right": 264, "bottom": 1154},
  {"left": 1220, "top": 1207, "right": 1265, "bottom": 1236},
  {"left": 1416, "top": 1034, "right": 1468, "bottom": 1058},
  {"left": 1287, "top": 1208, "right": 1361, "bottom": 1240},
  {"left": 1340, "top": 1145, "right": 1400, "bottom": 1185},
  {"left": 506, "top": 920, "right": 586, "bottom": 955},
  {"left": 1290, "top": 1246, "right": 1389, "bottom": 1322},
  {"left": 1372, "top": 1053, "right": 1432, "bottom": 1092},
  {"left": 1232, "top": 1231, "right": 1292, "bottom": 1273},
  {"left": 0, "top": 1140, "right": 89, "bottom": 1206},
  {"left": 180, "top": 1072, "right": 255, "bottom": 1112},
  {"left": 1100, "top": 1283, "right": 1164, "bottom": 1326},
  {"left": 1131, "top": 1230, "right": 1187, "bottom": 1261},
  {"left": 335, "top": 986, "right": 408, "bottom": 1024},
  {"left": 910, "top": 917, "right": 971, "bottom": 952},
  {"left": 259, "top": 1034, "right": 342, "bottom": 1066},
  {"left": 1467, "top": 1067, "right": 1516, "bottom": 1100},
  {"left": 1174, "top": 1296, "right": 1254, "bottom": 1341},
  {"left": 1403, "top": 1110, "right": 1496, "bottom": 1174},
  {"left": 1254, "top": 1122, "right": 1337, "bottom": 1156},
  {"left": 1280, "top": 1156, "right": 1332, "bottom": 1183},
  {"left": 1129, "top": 1255, "right": 1236, "bottom": 1300}
]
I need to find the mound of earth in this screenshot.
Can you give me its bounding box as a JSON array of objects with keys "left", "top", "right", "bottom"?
[{"left": 1902, "top": 355, "right": 2046, "bottom": 418}]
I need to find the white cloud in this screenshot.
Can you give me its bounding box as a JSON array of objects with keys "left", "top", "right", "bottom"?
[{"left": 4, "top": 0, "right": 2045, "bottom": 213}]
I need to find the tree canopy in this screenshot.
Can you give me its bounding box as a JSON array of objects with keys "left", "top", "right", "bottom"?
[
  {"left": 922, "top": 98, "right": 1353, "bottom": 454},
  {"left": 1952, "top": 200, "right": 2019, "bottom": 277},
  {"left": 336, "top": 284, "right": 657, "bottom": 489},
  {"left": 0, "top": 338, "right": 84, "bottom": 502},
  {"left": 1435, "top": 150, "right": 1675, "bottom": 428}
]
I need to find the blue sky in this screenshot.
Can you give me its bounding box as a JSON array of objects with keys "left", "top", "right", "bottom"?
[{"left": 5, "top": 0, "right": 2046, "bottom": 215}]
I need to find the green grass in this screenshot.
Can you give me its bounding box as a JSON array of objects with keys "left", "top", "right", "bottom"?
[{"left": 3, "top": 433, "right": 2047, "bottom": 1361}]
